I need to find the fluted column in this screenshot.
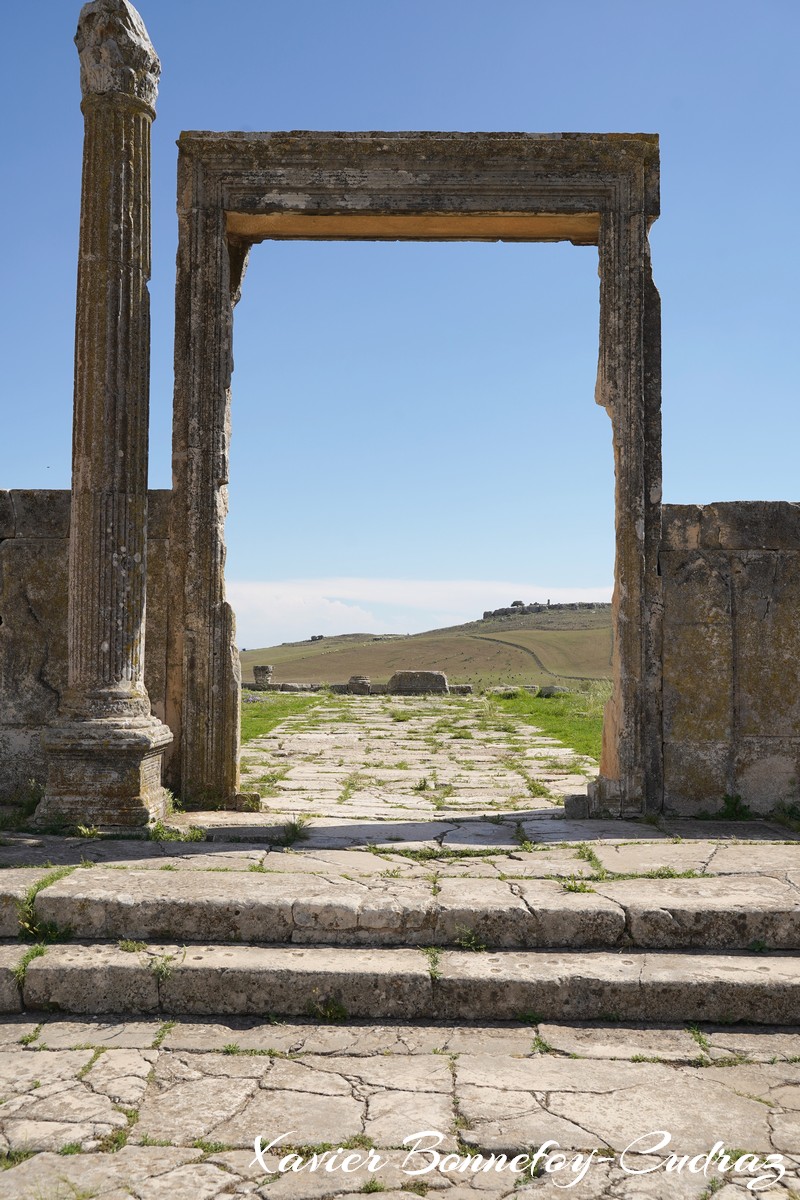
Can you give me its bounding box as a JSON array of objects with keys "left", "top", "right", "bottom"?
[{"left": 40, "top": 0, "right": 171, "bottom": 828}]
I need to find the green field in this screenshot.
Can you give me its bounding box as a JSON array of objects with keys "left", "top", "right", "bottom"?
[{"left": 240, "top": 607, "right": 612, "bottom": 690}]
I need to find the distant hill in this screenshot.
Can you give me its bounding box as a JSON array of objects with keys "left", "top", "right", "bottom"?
[{"left": 239, "top": 606, "right": 612, "bottom": 690}]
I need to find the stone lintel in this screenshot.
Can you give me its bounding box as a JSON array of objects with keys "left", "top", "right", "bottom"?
[{"left": 227, "top": 211, "right": 601, "bottom": 244}]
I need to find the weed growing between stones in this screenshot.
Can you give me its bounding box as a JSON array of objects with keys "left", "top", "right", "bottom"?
[
  {"left": 251, "top": 767, "right": 290, "bottom": 797},
  {"left": 75, "top": 824, "right": 102, "bottom": 838},
  {"left": 562, "top": 876, "right": 596, "bottom": 893},
  {"left": 151, "top": 1020, "right": 176, "bottom": 1049},
  {"left": 454, "top": 927, "right": 487, "bottom": 952},
  {"left": 18, "top": 1023, "right": 42, "bottom": 1047},
  {"left": 305, "top": 989, "right": 348, "bottom": 1022},
  {"left": 278, "top": 816, "right": 312, "bottom": 847},
  {"left": 697, "top": 794, "right": 754, "bottom": 821},
  {"left": 0, "top": 1150, "right": 34, "bottom": 1171},
  {"left": 11, "top": 944, "right": 47, "bottom": 988},
  {"left": 76, "top": 1047, "right": 108, "bottom": 1079},
  {"left": 686, "top": 1024, "right": 711, "bottom": 1065},
  {"left": 421, "top": 946, "right": 442, "bottom": 980},
  {"left": 222, "top": 1043, "right": 289, "bottom": 1058},
  {"left": 193, "top": 1138, "right": 233, "bottom": 1155},
  {"left": 367, "top": 845, "right": 499, "bottom": 862},
  {"left": 338, "top": 772, "right": 371, "bottom": 804},
  {"left": 17, "top": 865, "right": 76, "bottom": 942},
  {"left": 148, "top": 949, "right": 186, "bottom": 983},
  {"left": 149, "top": 821, "right": 206, "bottom": 843},
  {"left": 98, "top": 1106, "right": 139, "bottom": 1153},
  {"left": 502, "top": 757, "right": 552, "bottom": 800},
  {"left": 118, "top": 939, "right": 147, "bottom": 953}
]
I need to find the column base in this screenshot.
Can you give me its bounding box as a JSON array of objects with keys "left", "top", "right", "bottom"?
[
  {"left": 38, "top": 717, "right": 173, "bottom": 830},
  {"left": 580, "top": 775, "right": 644, "bottom": 819}
]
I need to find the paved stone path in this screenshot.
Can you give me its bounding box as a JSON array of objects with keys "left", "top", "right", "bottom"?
[
  {"left": 1, "top": 694, "right": 799, "bottom": 1193},
  {"left": 1, "top": 1014, "right": 799, "bottom": 1197}
]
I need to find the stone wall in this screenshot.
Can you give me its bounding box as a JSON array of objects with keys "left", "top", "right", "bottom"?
[
  {"left": 661, "top": 502, "right": 800, "bottom": 815},
  {"left": 0, "top": 490, "right": 171, "bottom": 799}
]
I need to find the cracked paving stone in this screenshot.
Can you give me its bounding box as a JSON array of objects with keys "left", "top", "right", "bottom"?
[
  {"left": 0, "top": 1147, "right": 204, "bottom": 1200},
  {"left": 703, "top": 1026, "right": 800, "bottom": 1063},
  {"left": 28, "top": 1017, "right": 165, "bottom": 1049},
  {"left": 0, "top": 1047, "right": 94, "bottom": 1093},
  {"left": 546, "top": 1071, "right": 774, "bottom": 1154},
  {"left": 212, "top": 1087, "right": 364, "bottom": 1147},
  {"left": 134, "top": 1075, "right": 260, "bottom": 1146},
  {"left": 85, "top": 1048, "right": 158, "bottom": 1106},
  {"left": 299, "top": 1054, "right": 453, "bottom": 1092},
  {"left": 0, "top": 1077, "right": 130, "bottom": 1152},
  {"left": 364, "top": 1089, "right": 455, "bottom": 1149},
  {"left": 457, "top": 1082, "right": 596, "bottom": 1152},
  {"left": 535, "top": 1022, "right": 699, "bottom": 1062}
]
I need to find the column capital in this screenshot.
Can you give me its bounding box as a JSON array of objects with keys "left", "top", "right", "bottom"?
[{"left": 76, "top": 0, "right": 160, "bottom": 113}]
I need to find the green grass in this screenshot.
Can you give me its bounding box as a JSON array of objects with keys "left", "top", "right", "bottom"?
[
  {"left": 494, "top": 683, "right": 610, "bottom": 760},
  {"left": 149, "top": 821, "right": 206, "bottom": 843},
  {"left": 241, "top": 693, "right": 324, "bottom": 743},
  {"left": 17, "top": 865, "right": 76, "bottom": 942}
]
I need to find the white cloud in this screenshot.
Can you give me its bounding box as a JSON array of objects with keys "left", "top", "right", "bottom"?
[{"left": 227, "top": 577, "right": 612, "bottom": 648}]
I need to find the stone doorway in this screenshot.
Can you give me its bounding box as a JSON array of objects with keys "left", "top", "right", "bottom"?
[{"left": 166, "top": 132, "right": 662, "bottom": 816}]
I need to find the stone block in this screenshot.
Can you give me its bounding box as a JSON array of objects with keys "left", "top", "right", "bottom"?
[
  {"left": 9, "top": 490, "right": 70, "bottom": 539},
  {"left": 0, "top": 491, "right": 14, "bottom": 539},
  {"left": 663, "top": 741, "right": 730, "bottom": 815},
  {"left": 733, "top": 737, "right": 800, "bottom": 814},
  {"left": 0, "top": 728, "right": 49, "bottom": 800},
  {"left": 0, "top": 868, "right": 51, "bottom": 937},
  {"left": 732, "top": 552, "right": 800, "bottom": 737},
  {"left": 662, "top": 551, "right": 733, "bottom": 743},
  {"left": 347, "top": 675, "right": 370, "bottom": 695},
  {"left": 388, "top": 670, "right": 448, "bottom": 694},
  {"left": 144, "top": 536, "right": 169, "bottom": 722},
  {"left": 147, "top": 489, "right": 172, "bottom": 540},
  {"left": 638, "top": 952, "right": 800, "bottom": 1024},
  {"left": 511, "top": 881, "right": 625, "bottom": 946},
  {"left": 700, "top": 500, "right": 800, "bottom": 551},
  {"left": 23, "top": 945, "right": 160, "bottom": 1014},
  {"left": 661, "top": 504, "right": 701, "bottom": 551},
  {"left": 661, "top": 549, "right": 731, "bottom": 627},
  {"left": 434, "top": 950, "right": 642, "bottom": 1020},
  {"left": 595, "top": 876, "right": 800, "bottom": 949},
  {"left": 159, "top": 945, "right": 433, "bottom": 1017},
  {"left": 0, "top": 945, "right": 26, "bottom": 1012},
  {"left": 0, "top": 538, "right": 68, "bottom": 727}
]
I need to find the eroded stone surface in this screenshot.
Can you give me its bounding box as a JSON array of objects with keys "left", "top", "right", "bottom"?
[{"left": 0, "top": 1024, "right": 798, "bottom": 1195}]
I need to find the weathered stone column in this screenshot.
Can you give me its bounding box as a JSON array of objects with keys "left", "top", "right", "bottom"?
[{"left": 39, "top": 0, "right": 171, "bottom": 828}]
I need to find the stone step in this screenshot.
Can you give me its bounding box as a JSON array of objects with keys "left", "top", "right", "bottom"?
[
  {"left": 17, "top": 867, "right": 800, "bottom": 951},
  {"left": 4, "top": 943, "right": 800, "bottom": 1023}
]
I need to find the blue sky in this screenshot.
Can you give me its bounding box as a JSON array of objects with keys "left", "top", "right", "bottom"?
[{"left": 1, "top": 1, "right": 798, "bottom": 646}]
